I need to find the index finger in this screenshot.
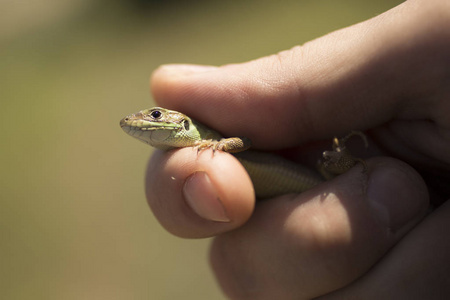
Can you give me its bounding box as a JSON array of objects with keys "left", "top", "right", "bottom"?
[{"left": 150, "top": 0, "right": 447, "bottom": 149}]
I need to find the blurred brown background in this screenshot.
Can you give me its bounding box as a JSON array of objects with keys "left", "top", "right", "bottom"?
[{"left": 1, "top": 0, "right": 403, "bottom": 299}]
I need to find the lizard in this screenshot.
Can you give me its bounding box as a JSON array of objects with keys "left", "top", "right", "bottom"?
[{"left": 120, "top": 107, "right": 367, "bottom": 199}]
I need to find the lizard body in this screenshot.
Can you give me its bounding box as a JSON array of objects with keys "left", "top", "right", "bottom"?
[{"left": 120, "top": 107, "right": 366, "bottom": 198}]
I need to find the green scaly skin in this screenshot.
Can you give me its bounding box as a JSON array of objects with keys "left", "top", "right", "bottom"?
[{"left": 120, "top": 107, "right": 365, "bottom": 198}]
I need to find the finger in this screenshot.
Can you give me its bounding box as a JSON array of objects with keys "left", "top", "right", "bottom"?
[
  {"left": 209, "top": 157, "right": 429, "bottom": 299},
  {"left": 150, "top": 0, "right": 450, "bottom": 148},
  {"left": 145, "top": 148, "right": 254, "bottom": 238},
  {"left": 321, "top": 200, "right": 450, "bottom": 299}
]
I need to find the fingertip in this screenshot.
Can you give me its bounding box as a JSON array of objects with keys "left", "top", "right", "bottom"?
[
  {"left": 150, "top": 64, "right": 219, "bottom": 107},
  {"left": 145, "top": 148, "right": 254, "bottom": 238},
  {"left": 153, "top": 64, "right": 219, "bottom": 77},
  {"left": 365, "top": 157, "right": 429, "bottom": 237}
]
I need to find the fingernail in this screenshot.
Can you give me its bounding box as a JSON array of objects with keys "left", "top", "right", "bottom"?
[
  {"left": 159, "top": 64, "right": 218, "bottom": 76},
  {"left": 183, "top": 171, "right": 230, "bottom": 222},
  {"left": 367, "top": 163, "right": 426, "bottom": 233}
]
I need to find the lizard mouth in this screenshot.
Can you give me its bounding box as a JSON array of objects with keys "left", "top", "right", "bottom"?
[
  {"left": 119, "top": 117, "right": 153, "bottom": 131},
  {"left": 119, "top": 115, "right": 181, "bottom": 147},
  {"left": 119, "top": 121, "right": 160, "bottom": 146}
]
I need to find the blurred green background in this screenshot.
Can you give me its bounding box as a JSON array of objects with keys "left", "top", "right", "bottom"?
[{"left": 1, "top": 0, "right": 403, "bottom": 299}]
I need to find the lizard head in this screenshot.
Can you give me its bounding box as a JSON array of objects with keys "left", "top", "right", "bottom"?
[{"left": 120, "top": 107, "right": 205, "bottom": 150}]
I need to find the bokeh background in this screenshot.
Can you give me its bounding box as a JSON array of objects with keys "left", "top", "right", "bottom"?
[{"left": 1, "top": 0, "right": 403, "bottom": 299}]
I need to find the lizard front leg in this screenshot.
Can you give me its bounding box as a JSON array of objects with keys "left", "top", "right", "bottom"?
[{"left": 195, "top": 137, "right": 252, "bottom": 153}]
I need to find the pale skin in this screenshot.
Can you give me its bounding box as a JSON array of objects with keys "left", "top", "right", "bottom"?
[{"left": 145, "top": 0, "right": 450, "bottom": 299}]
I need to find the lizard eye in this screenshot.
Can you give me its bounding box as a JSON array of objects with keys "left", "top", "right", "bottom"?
[
  {"left": 183, "top": 120, "right": 190, "bottom": 131},
  {"left": 150, "top": 110, "right": 162, "bottom": 119}
]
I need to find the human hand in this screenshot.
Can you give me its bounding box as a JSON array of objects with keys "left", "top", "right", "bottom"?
[{"left": 146, "top": 0, "right": 450, "bottom": 298}]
